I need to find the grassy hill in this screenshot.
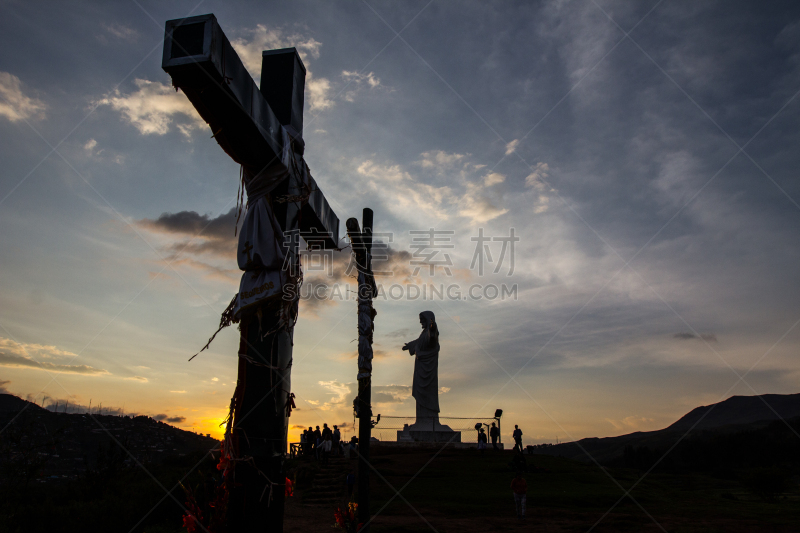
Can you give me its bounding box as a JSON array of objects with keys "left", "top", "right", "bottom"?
[{"left": 0, "top": 394, "right": 220, "bottom": 533}]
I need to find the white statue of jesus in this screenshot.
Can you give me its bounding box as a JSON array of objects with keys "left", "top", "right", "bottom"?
[{"left": 402, "top": 311, "right": 452, "bottom": 432}]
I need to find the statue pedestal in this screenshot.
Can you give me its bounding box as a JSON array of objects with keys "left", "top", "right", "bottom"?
[{"left": 397, "top": 423, "right": 462, "bottom": 443}]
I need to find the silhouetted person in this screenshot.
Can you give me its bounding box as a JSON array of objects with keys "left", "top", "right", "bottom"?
[
  {"left": 477, "top": 428, "right": 487, "bottom": 454},
  {"left": 511, "top": 472, "right": 527, "bottom": 520},
  {"left": 490, "top": 422, "right": 500, "bottom": 451},
  {"left": 333, "top": 425, "right": 341, "bottom": 456},
  {"left": 513, "top": 424, "right": 523, "bottom": 453},
  {"left": 322, "top": 423, "right": 332, "bottom": 440},
  {"left": 322, "top": 435, "right": 332, "bottom": 466},
  {"left": 346, "top": 471, "right": 356, "bottom": 498}
]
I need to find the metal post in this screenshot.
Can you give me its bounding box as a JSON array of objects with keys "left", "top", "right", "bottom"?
[{"left": 497, "top": 417, "right": 501, "bottom": 445}]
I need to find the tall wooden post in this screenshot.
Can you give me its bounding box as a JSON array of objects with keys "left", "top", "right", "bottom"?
[
  {"left": 357, "top": 351, "right": 371, "bottom": 531},
  {"left": 346, "top": 209, "right": 375, "bottom": 531}
]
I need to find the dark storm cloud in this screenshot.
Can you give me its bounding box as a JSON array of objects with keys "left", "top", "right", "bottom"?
[
  {"left": 152, "top": 413, "right": 185, "bottom": 423},
  {"left": 142, "top": 208, "right": 238, "bottom": 240},
  {"left": 674, "top": 332, "right": 718, "bottom": 342},
  {"left": 139, "top": 208, "right": 239, "bottom": 257},
  {"left": 371, "top": 244, "right": 414, "bottom": 279}
]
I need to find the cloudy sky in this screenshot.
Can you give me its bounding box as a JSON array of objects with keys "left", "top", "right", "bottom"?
[{"left": 1, "top": 0, "right": 800, "bottom": 444}]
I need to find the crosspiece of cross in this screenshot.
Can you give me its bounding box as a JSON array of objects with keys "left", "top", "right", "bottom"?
[{"left": 162, "top": 13, "right": 339, "bottom": 248}]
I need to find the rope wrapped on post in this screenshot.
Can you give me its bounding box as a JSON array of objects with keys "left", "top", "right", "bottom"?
[{"left": 346, "top": 217, "right": 377, "bottom": 380}]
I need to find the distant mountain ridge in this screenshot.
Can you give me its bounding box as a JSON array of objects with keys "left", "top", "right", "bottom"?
[
  {"left": 537, "top": 392, "right": 800, "bottom": 463},
  {"left": 0, "top": 393, "right": 45, "bottom": 413},
  {"left": 0, "top": 393, "right": 219, "bottom": 482},
  {"left": 666, "top": 393, "right": 800, "bottom": 431}
]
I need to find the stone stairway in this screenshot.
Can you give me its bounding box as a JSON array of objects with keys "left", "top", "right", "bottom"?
[{"left": 301, "top": 455, "right": 353, "bottom": 507}]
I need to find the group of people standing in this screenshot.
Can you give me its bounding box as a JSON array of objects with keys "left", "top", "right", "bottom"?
[
  {"left": 300, "top": 423, "right": 342, "bottom": 465},
  {"left": 300, "top": 424, "right": 362, "bottom": 463},
  {"left": 475, "top": 422, "right": 502, "bottom": 453},
  {"left": 478, "top": 422, "right": 522, "bottom": 453}
]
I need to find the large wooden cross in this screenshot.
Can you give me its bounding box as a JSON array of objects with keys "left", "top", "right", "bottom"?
[{"left": 162, "top": 13, "right": 339, "bottom": 532}]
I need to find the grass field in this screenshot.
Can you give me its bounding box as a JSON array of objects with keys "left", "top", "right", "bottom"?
[
  {"left": 285, "top": 447, "right": 800, "bottom": 532},
  {"left": 3, "top": 442, "right": 797, "bottom": 532}
]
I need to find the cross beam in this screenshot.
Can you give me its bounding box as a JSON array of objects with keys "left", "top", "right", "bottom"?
[{"left": 162, "top": 13, "right": 338, "bottom": 248}]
